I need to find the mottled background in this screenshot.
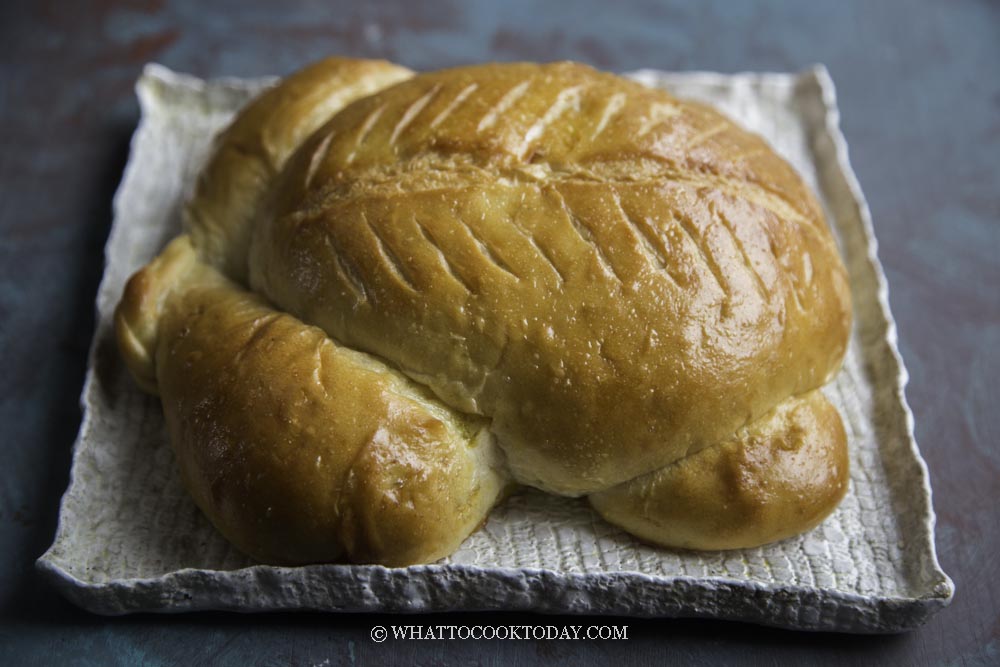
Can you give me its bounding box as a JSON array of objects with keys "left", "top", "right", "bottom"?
[{"left": 0, "top": 0, "right": 997, "bottom": 664}]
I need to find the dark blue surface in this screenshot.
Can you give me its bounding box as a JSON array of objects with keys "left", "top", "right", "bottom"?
[{"left": 1, "top": 0, "right": 998, "bottom": 664}]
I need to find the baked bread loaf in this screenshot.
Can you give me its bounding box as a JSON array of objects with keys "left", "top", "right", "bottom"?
[{"left": 115, "top": 57, "right": 852, "bottom": 565}]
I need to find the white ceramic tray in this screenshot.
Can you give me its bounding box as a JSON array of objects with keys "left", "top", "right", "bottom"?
[{"left": 37, "top": 64, "right": 953, "bottom": 632}]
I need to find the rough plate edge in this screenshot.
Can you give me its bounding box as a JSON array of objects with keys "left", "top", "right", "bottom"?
[
  {"left": 36, "top": 558, "right": 950, "bottom": 633},
  {"left": 36, "top": 63, "right": 954, "bottom": 632}
]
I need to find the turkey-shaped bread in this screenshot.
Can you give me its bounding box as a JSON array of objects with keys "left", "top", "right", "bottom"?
[{"left": 116, "top": 57, "right": 852, "bottom": 565}]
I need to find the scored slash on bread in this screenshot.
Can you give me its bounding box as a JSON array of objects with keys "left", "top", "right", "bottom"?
[{"left": 115, "top": 57, "right": 852, "bottom": 565}]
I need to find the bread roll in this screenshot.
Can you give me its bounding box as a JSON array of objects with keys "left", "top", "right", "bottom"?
[
  {"left": 589, "top": 390, "right": 849, "bottom": 550},
  {"left": 118, "top": 236, "right": 507, "bottom": 565},
  {"left": 115, "top": 57, "right": 852, "bottom": 565}
]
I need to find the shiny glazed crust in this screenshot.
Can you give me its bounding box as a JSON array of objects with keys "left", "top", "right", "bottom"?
[
  {"left": 121, "top": 236, "right": 507, "bottom": 565},
  {"left": 114, "top": 57, "right": 853, "bottom": 564},
  {"left": 589, "top": 390, "right": 849, "bottom": 550},
  {"left": 251, "top": 61, "right": 851, "bottom": 494},
  {"left": 186, "top": 57, "right": 413, "bottom": 281}
]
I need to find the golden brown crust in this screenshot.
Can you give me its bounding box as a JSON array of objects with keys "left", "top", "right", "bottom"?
[
  {"left": 588, "top": 390, "right": 849, "bottom": 550},
  {"left": 114, "top": 236, "right": 199, "bottom": 394},
  {"left": 148, "top": 238, "right": 506, "bottom": 565},
  {"left": 250, "top": 61, "right": 852, "bottom": 494},
  {"left": 186, "top": 57, "right": 413, "bottom": 281},
  {"left": 115, "top": 58, "right": 853, "bottom": 564}
]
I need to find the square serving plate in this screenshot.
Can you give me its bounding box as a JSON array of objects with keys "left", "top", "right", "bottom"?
[{"left": 37, "top": 64, "right": 953, "bottom": 632}]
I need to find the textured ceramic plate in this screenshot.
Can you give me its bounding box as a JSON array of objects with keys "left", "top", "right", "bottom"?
[{"left": 37, "top": 64, "right": 953, "bottom": 632}]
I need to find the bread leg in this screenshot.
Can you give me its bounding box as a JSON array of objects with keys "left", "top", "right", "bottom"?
[
  {"left": 117, "top": 236, "right": 507, "bottom": 566},
  {"left": 588, "top": 390, "right": 848, "bottom": 550}
]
